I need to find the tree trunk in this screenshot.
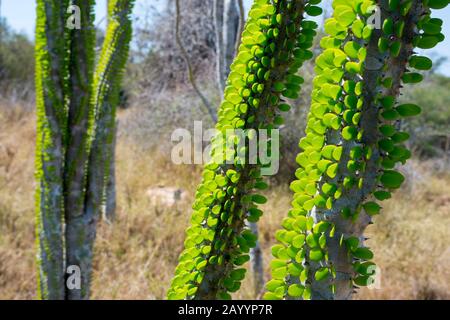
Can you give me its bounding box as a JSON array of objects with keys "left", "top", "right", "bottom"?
[
  {"left": 35, "top": 0, "right": 135, "bottom": 300},
  {"left": 64, "top": 0, "right": 96, "bottom": 300},
  {"left": 213, "top": 0, "right": 225, "bottom": 94},
  {"left": 222, "top": 0, "right": 239, "bottom": 81},
  {"left": 103, "top": 121, "right": 118, "bottom": 222},
  {"left": 220, "top": 0, "right": 266, "bottom": 298},
  {"left": 310, "top": 0, "right": 425, "bottom": 300},
  {"left": 79, "top": 0, "right": 134, "bottom": 299},
  {"left": 35, "top": 0, "right": 70, "bottom": 300}
]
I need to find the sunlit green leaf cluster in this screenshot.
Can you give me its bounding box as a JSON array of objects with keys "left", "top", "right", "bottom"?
[
  {"left": 264, "top": 0, "right": 448, "bottom": 300},
  {"left": 168, "top": 0, "right": 322, "bottom": 300}
]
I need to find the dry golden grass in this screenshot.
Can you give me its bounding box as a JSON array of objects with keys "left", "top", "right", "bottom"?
[{"left": 0, "top": 106, "right": 448, "bottom": 299}]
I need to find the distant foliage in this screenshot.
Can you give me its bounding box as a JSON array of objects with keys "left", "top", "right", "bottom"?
[
  {"left": 0, "top": 19, "right": 35, "bottom": 100},
  {"left": 401, "top": 74, "right": 450, "bottom": 157}
]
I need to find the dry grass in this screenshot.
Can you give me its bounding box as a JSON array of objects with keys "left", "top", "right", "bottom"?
[{"left": 0, "top": 106, "right": 449, "bottom": 299}]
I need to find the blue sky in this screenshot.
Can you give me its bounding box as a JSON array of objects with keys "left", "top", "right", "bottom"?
[{"left": 2, "top": 0, "right": 450, "bottom": 75}]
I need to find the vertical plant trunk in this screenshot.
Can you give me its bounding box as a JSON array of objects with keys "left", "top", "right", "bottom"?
[
  {"left": 81, "top": 0, "right": 134, "bottom": 298},
  {"left": 213, "top": 0, "right": 225, "bottom": 95},
  {"left": 222, "top": 0, "right": 240, "bottom": 81},
  {"left": 103, "top": 121, "right": 118, "bottom": 222},
  {"left": 264, "top": 0, "right": 446, "bottom": 300},
  {"left": 235, "top": 0, "right": 245, "bottom": 53},
  {"left": 309, "top": 0, "right": 427, "bottom": 300},
  {"left": 64, "top": 0, "right": 96, "bottom": 300},
  {"left": 247, "top": 220, "right": 264, "bottom": 297},
  {"left": 35, "top": 0, "right": 135, "bottom": 300},
  {"left": 222, "top": 0, "right": 265, "bottom": 298},
  {"left": 102, "top": 0, "right": 117, "bottom": 224},
  {"left": 35, "top": 0, "right": 69, "bottom": 300}
]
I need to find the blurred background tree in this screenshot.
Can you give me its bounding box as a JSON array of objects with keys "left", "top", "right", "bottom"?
[{"left": 0, "top": 18, "right": 34, "bottom": 102}]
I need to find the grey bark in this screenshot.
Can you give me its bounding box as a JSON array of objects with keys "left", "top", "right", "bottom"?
[
  {"left": 308, "top": 0, "right": 424, "bottom": 300},
  {"left": 213, "top": 0, "right": 225, "bottom": 94},
  {"left": 248, "top": 221, "right": 264, "bottom": 297},
  {"left": 235, "top": 0, "right": 245, "bottom": 54},
  {"left": 64, "top": 0, "right": 96, "bottom": 300},
  {"left": 35, "top": 0, "right": 69, "bottom": 300},
  {"left": 104, "top": 121, "right": 117, "bottom": 222},
  {"left": 222, "top": 0, "right": 240, "bottom": 82},
  {"left": 175, "top": 0, "right": 218, "bottom": 123}
]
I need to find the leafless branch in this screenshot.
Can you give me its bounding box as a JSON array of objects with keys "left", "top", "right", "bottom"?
[{"left": 175, "top": 0, "right": 217, "bottom": 123}]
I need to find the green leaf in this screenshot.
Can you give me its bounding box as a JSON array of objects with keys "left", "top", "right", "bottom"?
[
  {"left": 314, "top": 267, "right": 330, "bottom": 281},
  {"left": 352, "top": 247, "right": 374, "bottom": 260},
  {"left": 252, "top": 194, "right": 267, "bottom": 204},
  {"left": 381, "top": 109, "right": 399, "bottom": 121},
  {"left": 266, "top": 279, "right": 284, "bottom": 292},
  {"left": 409, "top": 56, "right": 432, "bottom": 70},
  {"left": 287, "top": 284, "right": 304, "bottom": 297},
  {"left": 380, "top": 170, "right": 405, "bottom": 189},
  {"left": 402, "top": 73, "right": 423, "bottom": 84},
  {"left": 379, "top": 124, "right": 396, "bottom": 137},
  {"left": 294, "top": 216, "right": 307, "bottom": 232},
  {"left": 332, "top": 146, "right": 343, "bottom": 161},
  {"left": 416, "top": 35, "right": 439, "bottom": 49},
  {"left": 288, "top": 262, "right": 303, "bottom": 276},
  {"left": 382, "top": 17, "right": 393, "bottom": 35},
  {"left": 396, "top": 104, "right": 421, "bottom": 117},
  {"left": 262, "top": 292, "right": 282, "bottom": 300},
  {"left": 344, "top": 41, "right": 360, "bottom": 59},
  {"left": 345, "top": 61, "right": 361, "bottom": 73},
  {"left": 389, "top": 0, "right": 400, "bottom": 10},
  {"left": 391, "top": 132, "right": 410, "bottom": 143},
  {"left": 378, "top": 37, "right": 389, "bottom": 53},
  {"left": 390, "top": 41, "right": 402, "bottom": 57},
  {"left": 342, "top": 126, "right": 357, "bottom": 141},
  {"left": 335, "top": 7, "right": 356, "bottom": 27},
  {"left": 354, "top": 275, "right": 374, "bottom": 286},
  {"left": 379, "top": 139, "right": 394, "bottom": 152},
  {"left": 374, "top": 190, "right": 391, "bottom": 201},
  {"left": 351, "top": 19, "right": 364, "bottom": 37},
  {"left": 271, "top": 266, "right": 288, "bottom": 280},
  {"left": 306, "top": 5, "right": 323, "bottom": 16},
  {"left": 292, "top": 234, "right": 306, "bottom": 248},
  {"left": 345, "top": 236, "right": 359, "bottom": 251},
  {"left": 278, "top": 103, "right": 291, "bottom": 112},
  {"left": 326, "top": 163, "right": 339, "bottom": 179},
  {"left": 309, "top": 248, "right": 323, "bottom": 261},
  {"left": 428, "top": 0, "right": 449, "bottom": 9},
  {"left": 363, "top": 201, "right": 381, "bottom": 216},
  {"left": 354, "top": 261, "right": 377, "bottom": 276},
  {"left": 230, "top": 269, "right": 247, "bottom": 281},
  {"left": 313, "top": 221, "right": 330, "bottom": 234},
  {"left": 234, "top": 254, "right": 250, "bottom": 266},
  {"left": 270, "top": 259, "right": 287, "bottom": 269}
]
